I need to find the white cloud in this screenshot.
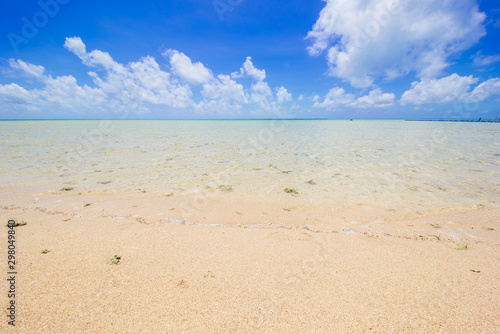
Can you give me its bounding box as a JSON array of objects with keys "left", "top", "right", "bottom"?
[
  {"left": 1, "top": 37, "right": 296, "bottom": 118},
  {"left": 0, "top": 58, "right": 106, "bottom": 114},
  {"left": 276, "top": 86, "right": 292, "bottom": 103},
  {"left": 400, "top": 74, "right": 500, "bottom": 105},
  {"left": 472, "top": 52, "right": 500, "bottom": 67},
  {"left": 350, "top": 88, "right": 395, "bottom": 108},
  {"left": 40, "top": 75, "right": 107, "bottom": 112},
  {"left": 248, "top": 81, "right": 271, "bottom": 108},
  {"left": 469, "top": 78, "right": 500, "bottom": 102},
  {"left": 165, "top": 49, "right": 213, "bottom": 85},
  {"left": 251, "top": 80, "right": 271, "bottom": 96},
  {"left": 201, "top": 74, "right": 247, "bottom": 104},
  {"left": 231, "top": 57, "right": 266, "bottom": 81},
  {"left": 0, "top": 83, "right": 33, "bottom": 103},
  {"left": 63, "top": 36, "right": 87, "bottom": 58},
  {"left": 400, "top": 74, "right": 478, "bottom": 105},
  {"left": 195, "top": 74, "right": 248, "bottom": 115},
  {"left": 8, "top": 59, "right": 45, "bottom": 78},
  {"left": 225, "top": 57, "right": 290, "bottom": 113},
  {"left": 313, "top": 87, "right": 394, "bottom": 110},
  {"left": 65, "top": 37, "right": 193, "bottom": 110},
  {"left": 307, "top": 0, "right": 486, "bottom": 88},
  {"left": 313, "top": 87, "right": 354, "bottom": 110},
  {"left": 65, "top": 37, "right": 125, "bottom": 73},
  {"left": 198, "top": 73, "right": 277, "bottom": 116}
]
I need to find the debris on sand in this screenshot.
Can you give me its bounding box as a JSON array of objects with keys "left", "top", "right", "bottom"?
[
  {"left": 6, "top": 221, "right": 27, "bottom": 227},
  {"left": 108, "top": 255, "right": 122, "bottom": 265}
]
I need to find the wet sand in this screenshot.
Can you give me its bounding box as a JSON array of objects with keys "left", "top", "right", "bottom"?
[{"left": 1, "top": 187, "right": 499, "bottom": 333}]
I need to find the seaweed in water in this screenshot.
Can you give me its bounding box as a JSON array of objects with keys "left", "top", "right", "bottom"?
[{"left": 217, "top": 185, "right": 233, "bottom": 192}]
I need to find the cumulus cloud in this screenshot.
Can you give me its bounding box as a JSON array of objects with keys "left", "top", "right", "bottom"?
[
  {"left": 1, "top": 37, "right": 295, "bottom": 117},
  {"left": 313, "top": 87, "right": 354, "bottom": 110},
  {"left": 63, "top": 36, "right": 87, "bottom": 58},
  {"left": 65, "top": 37, "right": 125, "bottom": 73},
  {"left": 313, "top": 87, "right": 394, "bottom": 110},
  {"left": 400, "top": 74, "right": 500, "bottom": 105},
  {"left": 202, "top": 74, "right": 247, "bottom": 104},
  {"left": 64, "top": 37, "right": 193, "bottom": 110},
  {"left": 0, "top": 83, "right": 33, "bottom": 103},
  {"left": 165, "top": 49, "right": 213, "bottom": 84},
  {"left": 470, "top": 78, "right": 500, "bottom": 101},
  {"left": 276, "top": 86, "right": 292, "bottom": 103},
  {"left": 231, "top": 57, "right": 266, "bottom": 81},
  {"left": 41, "top": 75, "right": 107, "bottom": 111},
  {"left": 0, "top": 58, "right": 106, "bottom": 114},
  {"left": 226, "top": 57, "right": 281, "bottom": 112},
  {"left": 195, "top": 74, "right": 248, "bottom": 115},
  {"left": 400, "top": 74, "right": 478, "bottom": 105},
  {"left": 350, "top": 88, "right": 395, "bottom": 108},
  {"left": 307, "top": 0, "right": 486, "bottom": 88}
]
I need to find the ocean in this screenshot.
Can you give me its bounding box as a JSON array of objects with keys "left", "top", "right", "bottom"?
[{"left": 1, "top": 120, "right": 499, "bottom": 218}]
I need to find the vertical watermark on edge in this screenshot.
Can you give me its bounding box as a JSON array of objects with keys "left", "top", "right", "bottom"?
[{"left": 6, "top": 220, "right": 18, "bottom": 326}]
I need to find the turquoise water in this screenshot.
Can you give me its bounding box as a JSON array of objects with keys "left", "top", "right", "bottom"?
[{"left": 1, "top": 120, "right": 499, "bottom": 213}]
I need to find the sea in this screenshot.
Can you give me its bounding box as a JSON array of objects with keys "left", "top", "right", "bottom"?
[{"left": 1, "top": 120, "right": 499, "bottom": 217}]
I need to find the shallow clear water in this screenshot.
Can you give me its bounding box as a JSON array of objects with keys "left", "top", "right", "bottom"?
[{"left": 1, "top": 120, "right": 499, "bottom": 213}]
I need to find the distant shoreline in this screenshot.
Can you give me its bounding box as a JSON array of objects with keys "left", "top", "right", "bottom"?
[{"left": 406, "top": 119, "right": 500, "bottom": 123}]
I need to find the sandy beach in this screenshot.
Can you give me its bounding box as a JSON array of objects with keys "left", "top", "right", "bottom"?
[
  {"left": 2, "top": 0, "right": 500, "bottom": 330},
  {"left": 1, "top": 185, "right": 499, "bottom": 333}
]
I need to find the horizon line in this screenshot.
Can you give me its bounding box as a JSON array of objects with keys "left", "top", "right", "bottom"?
[{"left": 1, "top": 118, "right": 407, "bottom": 121}]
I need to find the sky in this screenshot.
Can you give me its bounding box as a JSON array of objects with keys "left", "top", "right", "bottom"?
[{"left": 1, "top": 0, "right": 500, "bottom": 119}]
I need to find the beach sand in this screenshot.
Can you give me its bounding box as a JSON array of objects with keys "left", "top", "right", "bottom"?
[{"left": 1, "top": 187, "right": 499, "bottom": 333}]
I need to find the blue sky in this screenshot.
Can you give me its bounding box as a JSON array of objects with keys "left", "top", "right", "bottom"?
[{"left": 1, "top": 0, "right": 500, "bottom": 119}]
